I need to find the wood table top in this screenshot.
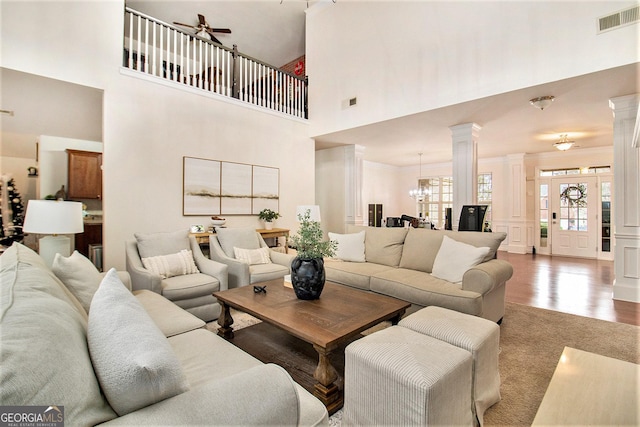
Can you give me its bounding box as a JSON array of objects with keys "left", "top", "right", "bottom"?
[{"left": 213, "top": 279, "right": 410, "bottom": 351}]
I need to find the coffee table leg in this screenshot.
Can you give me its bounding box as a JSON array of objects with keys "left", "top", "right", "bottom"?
[
  {"left": 217, "top": 301, "right": 234, "bottom": 339},
  {"left": 313, "top": 345, "right": 342, "bottom": 413}
]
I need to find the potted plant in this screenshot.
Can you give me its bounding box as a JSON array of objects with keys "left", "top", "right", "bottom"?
[
  {"left": 288, "top": 209, "right": 337, "bottom": 300},
  {"left": 258, "top": 208, "right": 280, "bottom": 230}
]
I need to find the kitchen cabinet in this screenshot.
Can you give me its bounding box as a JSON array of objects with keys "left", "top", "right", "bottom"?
[
  {"left": 75, "top": 222, "right": 102, "bottom": 258},
  {"left": 67, "top": 149, "right": 102, "bottom": 199}
]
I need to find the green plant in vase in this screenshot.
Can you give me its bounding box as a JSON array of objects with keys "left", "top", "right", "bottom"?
[
  {"left": 258, "top": 208, "right": 280, "bottom": 229},
  {"left": 289, "top": 209, "right": 337, "bottom": 300}
]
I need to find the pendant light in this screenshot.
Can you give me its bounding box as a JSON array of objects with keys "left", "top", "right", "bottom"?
[{"left": 409, "top": 153, "right": 429, "bottom": 200}]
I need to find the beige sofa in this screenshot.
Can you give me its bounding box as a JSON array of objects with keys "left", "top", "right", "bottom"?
[
  {"left": 0, "top": 243, "right": 328, "bottom": 426},
  {"left": 325, "top": 226, "right": 513, "bottom": 323}
]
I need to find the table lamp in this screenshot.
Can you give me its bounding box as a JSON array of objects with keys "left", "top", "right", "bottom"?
[
  {"left": 296, "top": 205, "right": 321, "bottom": 222},
  {"left": 23, "top": 200, "right": 84, "bottom": 266}
]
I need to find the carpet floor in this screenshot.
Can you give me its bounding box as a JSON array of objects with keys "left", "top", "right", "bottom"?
[{"left": 208, "top": 303, "right": 640, "bottom": 426}]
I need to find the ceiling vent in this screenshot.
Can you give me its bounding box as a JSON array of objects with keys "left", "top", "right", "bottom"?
[{"left": 598, "top": 5, "right": 639, "bottom": 33}]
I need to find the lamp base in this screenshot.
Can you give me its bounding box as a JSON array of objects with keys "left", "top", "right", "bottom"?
[{"left": 38, "top": 235, "right": 71, "bottom": 267}]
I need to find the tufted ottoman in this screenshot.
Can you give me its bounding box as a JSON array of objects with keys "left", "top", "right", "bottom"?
[
  {"left": 399, "top": 306, "right": 501, "bottom": 425},
  {"left": 343, "top": 325, "right": 474, "bottom": 426}
]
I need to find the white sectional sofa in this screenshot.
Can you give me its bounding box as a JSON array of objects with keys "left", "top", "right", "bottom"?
[
  {"left": 325, "top": 226, "right": 513, "bottom": 323},
  {"left": 0, "top": 243, "right": 328, "bottom": 426}
]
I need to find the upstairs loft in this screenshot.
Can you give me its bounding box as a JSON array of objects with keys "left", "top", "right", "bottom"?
[{"left": 123, "top": 7, "right": 308, "bottom": 119}]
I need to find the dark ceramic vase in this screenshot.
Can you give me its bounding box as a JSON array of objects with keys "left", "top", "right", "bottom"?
[{"left": 290, "top": 257, "right": 325, "bottom": 300}]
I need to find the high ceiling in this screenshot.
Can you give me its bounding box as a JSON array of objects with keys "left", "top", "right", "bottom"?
[
  {"left": 126, "top": 0, "right": 308, "bottom": 68},
  {"left": 126, "top": 2, "right": 640, "bottom": 166}
]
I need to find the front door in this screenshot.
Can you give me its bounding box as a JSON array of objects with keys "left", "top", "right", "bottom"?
[{"left": 550, "top": 176, "right": 598, "bottom": 258}]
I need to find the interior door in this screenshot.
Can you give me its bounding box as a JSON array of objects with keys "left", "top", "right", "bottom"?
[{"left": 550, "top": 176, "right": 598, "bottom": 258}]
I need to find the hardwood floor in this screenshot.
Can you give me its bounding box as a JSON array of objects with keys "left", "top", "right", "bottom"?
[{"left": 498, "top": 252, "right": 640, "bottom": 326}]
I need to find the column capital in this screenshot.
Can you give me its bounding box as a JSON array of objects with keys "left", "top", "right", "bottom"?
[
  {"left": 609, "top": 94, "right": 639, "bottom": 116},
  {"left": 449, "top": 122, "right": 482, "bottom": 139}
]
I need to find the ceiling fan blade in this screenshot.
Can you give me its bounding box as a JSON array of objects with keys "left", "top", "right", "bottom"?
[
  {"left": 209, "top": 28, "right": 232, "bottom": 34},
  {"left": 174, "top": 21, "right": 197, "bottom": 29},
  {"left": 198, "top": 14, "right": 207, "bottom": 26},
  {"left": 208, "top": 33, "right": 222, "bottom": 45}
]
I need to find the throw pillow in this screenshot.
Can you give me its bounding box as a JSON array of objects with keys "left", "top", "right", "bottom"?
[
  {"left": 88, "top": 269, "right": 189, "bottom": 416},
  {"left": 233, "top": 247, "right": 272, "bottom": 265},
  {"left": 141, "top": 249, "right": 200, "bottom": 279},
  {"left": 431, "top": 235, "right": 490, "bottom": 283},
  {"left": 52, "top": 250, "right": 102, "bottom": 313},
  {"left": 328, "top": 231, "right": 366, "bottom": 262},
  {"left": 134, "top": 229, "right": 191, "bottom": 259},
  {"left": 216, "top": 228, "right": 260, "bottom": 258}
]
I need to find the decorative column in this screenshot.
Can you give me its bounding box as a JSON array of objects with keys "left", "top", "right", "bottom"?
[
  {"left": 505, "top": 153, "right": 528, "bottom": 254},
  {"left": 344, "top": 144, "right": 365, "bottom": 226},
  {"left": 450, "top": 123, "right": 481, "bottom": 229},
  {"left": 609, "top": 94, "right": 640, "bottom": 302}
]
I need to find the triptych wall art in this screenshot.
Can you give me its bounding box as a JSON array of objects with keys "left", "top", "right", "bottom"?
[{"left": 183, "top": 156, "right": 279, "bottom": 216}]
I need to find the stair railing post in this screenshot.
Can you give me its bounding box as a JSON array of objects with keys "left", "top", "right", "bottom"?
[
  {"left": 232, "top": 44, "right": 239, "bottom": 99},
  {"left": 304, "top": 76, "right": 309, "bottom": 119}
]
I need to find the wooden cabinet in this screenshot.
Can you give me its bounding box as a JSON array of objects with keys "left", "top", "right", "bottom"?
[
  {"left": 67, "top": 149, "right": 102, "bottom": 199},
  {"left": 75, "top": 223, "right": 102, "bottom": 258}
]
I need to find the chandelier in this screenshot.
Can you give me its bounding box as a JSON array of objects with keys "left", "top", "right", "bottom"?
[
  {"left": 554, "top": 134, "right": 575, "bottom": 151},
  {"left": 409, "top": 153, "right": 429, "bottom": 200}
]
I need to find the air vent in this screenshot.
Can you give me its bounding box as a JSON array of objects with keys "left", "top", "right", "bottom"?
[
  {"left": 349, "top": 97, "right": 357, "bottom": 106},
  {"left": 598, "top": 5, "right": 639, "bottom": 33}
]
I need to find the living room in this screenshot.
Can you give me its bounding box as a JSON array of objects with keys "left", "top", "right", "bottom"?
[
  {"left": 1, "top": 1, "right": 637, "bottom": 278},
  {"left": 1, "top": 1, "right": 638, "bottom": 425}
]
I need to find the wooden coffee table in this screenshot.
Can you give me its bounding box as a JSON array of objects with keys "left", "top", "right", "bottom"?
[{"left": 213, "top": 278, "right": 410, "bottom": 414}]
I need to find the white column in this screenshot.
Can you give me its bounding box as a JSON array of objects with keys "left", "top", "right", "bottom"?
[
  {"left": 344, "top": 144, "right": 365, "bottom": 226},
  {"left": 450, "top": 123, "right": 481, "bottom": 229},
  {"left": 609, "top": 94, "right": 640, "bottom": 302},
  {"left": 505, "top": 153, "right": 528, "bottom": 254}
]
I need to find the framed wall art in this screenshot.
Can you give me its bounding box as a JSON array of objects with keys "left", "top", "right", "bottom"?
[
  {"left": 183, "top": 157, "right": 221, "bottom": 216},
  {"left": 183, "top": 156, "right": 279, "bottom": 216}
]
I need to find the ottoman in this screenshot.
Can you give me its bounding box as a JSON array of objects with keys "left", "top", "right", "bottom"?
[
  {"left": 343, "top": 325, "right": 474, "bottom": 426},
  {"left": 399, "top": 306, "right": 501, "bottom": 425}
]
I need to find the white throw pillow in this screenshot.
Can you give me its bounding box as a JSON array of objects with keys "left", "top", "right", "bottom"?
[
  {"left": 328, "top": 231, "right": 366, "bottom": 262},
  {"left": 88, "top": 269, "right": 189, "bottom": 416},
  {"left": 52, "top": 250, "right": 102, "bottom": 313},
  {"left": 431, "top": 235, "right": 490, "bottom": 283},
  {"left": 233, "top": 247, "right": 272, "bottom": 265},
  {"left": 141, "top": 249, "right": 199, "bottom": 279}
]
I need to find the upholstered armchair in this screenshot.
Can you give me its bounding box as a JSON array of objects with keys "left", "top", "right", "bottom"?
[
  {"left": 125, "top": 229, "right": 228, "bottom": 322},
  {"left": 208, "top": 228, "right": 293, "bottom": 289}
]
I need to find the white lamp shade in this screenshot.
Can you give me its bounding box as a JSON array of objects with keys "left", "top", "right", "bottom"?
[
  {"left": 23, "top": 200, "right": 84, "bottom": 234},
  {"left": 296, "top": 205, "right": 321, "bottom": 222}
]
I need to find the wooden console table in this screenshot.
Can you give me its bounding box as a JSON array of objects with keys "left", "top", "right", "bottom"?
[{"left": 190, "top": 228, "right": 290, "bottom": 253}]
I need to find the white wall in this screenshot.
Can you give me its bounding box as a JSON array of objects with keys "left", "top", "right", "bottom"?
[
  {"left": 103, "top": 75, "right": 314, "bottom": 268},
  {"left": 306, "top": 1, "right": 638, "bottom": 137},
  {"left": 316, "top": 147, "right": 347, "bottom": 233},
  {"left": 0, "top": 1, "right": 121, "bottom": 89},
  {"left": 362, "top": 160, "right": 403, "bottom": 223}
]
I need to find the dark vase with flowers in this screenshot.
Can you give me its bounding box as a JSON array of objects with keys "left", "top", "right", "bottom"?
[
  {"left": 290, "top": 257, "right": 325, "bottom": 300},
  {"left": 289, "top": 208, "right": 337, "bottom": 300}
]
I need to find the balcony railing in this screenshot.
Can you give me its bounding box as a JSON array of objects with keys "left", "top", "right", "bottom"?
[{"left": 123, "top": 7, "right": 308, "bottom": 119}]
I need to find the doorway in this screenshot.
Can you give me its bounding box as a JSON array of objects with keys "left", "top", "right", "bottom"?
[
  {"left": 536, "top": 168, "right": 613, "bottom": 260},
  {"left": 550, "top": 176, "right": 597, "bottom": 258}
]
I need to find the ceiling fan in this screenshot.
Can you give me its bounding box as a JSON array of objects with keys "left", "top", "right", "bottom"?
[{"left": 173, "top": 14, "right": 231, "bottom": 45}]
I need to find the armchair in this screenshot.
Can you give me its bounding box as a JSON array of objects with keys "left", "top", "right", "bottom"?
[
  {"left": 125, "top": 229, "right": 228, "bottom": 322},
  {"left": 208, "top": 228, "right": 293, "bottom": 289}
]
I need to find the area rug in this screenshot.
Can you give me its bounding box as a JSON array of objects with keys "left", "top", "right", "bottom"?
[{"left": 207, "top": 303, "right": 639, "bottom": 426}]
